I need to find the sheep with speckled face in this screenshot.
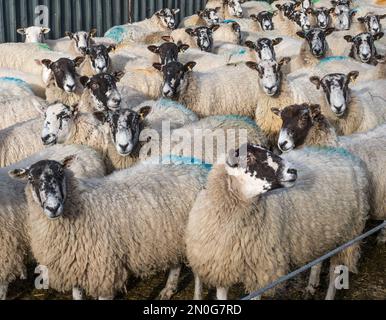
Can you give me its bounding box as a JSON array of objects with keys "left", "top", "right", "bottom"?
[
  {"left": 0, "top": 144, "right": 106, "bottom": 300},
  {"left": 11, "top": 155, "right": 210, "bottom": 300},
  {"left": 186, "top": 144, "right": 369, "bottom": 300}
]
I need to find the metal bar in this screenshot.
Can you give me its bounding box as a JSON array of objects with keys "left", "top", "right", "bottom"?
[{"left": 242, "top": 221, "right": 386, "bottom": 300}]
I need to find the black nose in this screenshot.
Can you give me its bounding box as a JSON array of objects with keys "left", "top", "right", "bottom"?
[
  {"left": 119, "top": 143, "right": 129, "bottom": 150},
  {"left": 279, "top": 141, "right": 288, "bottom": 149},
  {"left": 335, "top": 105, "right": 343, "bottom": 112},
  {"left": 288, "top": 168, "right": 297, "bottom": 175},
  {"left": 67, "top": 84, "right": 75, "bottom": 90},
  {"left": 46, "top": 203, "right": 60, "bottom": 214},
  {"left": 112, "top": 98, "right": 121, "bottom": 104}
]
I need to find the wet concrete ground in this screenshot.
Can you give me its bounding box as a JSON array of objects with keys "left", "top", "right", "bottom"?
[{"left": 8, "top": 224, "right": 386, "bottom": 300}]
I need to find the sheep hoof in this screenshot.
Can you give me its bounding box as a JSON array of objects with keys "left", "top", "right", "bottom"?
[{"left": 157, "top": 288, "right": 177, "bottom": 300}]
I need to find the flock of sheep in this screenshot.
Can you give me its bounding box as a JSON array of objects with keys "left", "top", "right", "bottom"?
[{"left": 0, "top": 0, "right": 386, "bottom": 300}]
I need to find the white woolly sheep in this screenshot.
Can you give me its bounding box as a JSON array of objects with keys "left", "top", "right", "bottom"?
[
  {"left": 0, "top": 77, "right": 46, "bottom": 130},
  {"left": 186, "top": 144, "right": 369, "bottom": 300},
  {"left": 40, "top": 99, "right": 198, "bottom": 172},
  {"left": 17, "top": 26, "right": 51, "bottom": 43},
  {"left": 10, "top": 155, "right": 210, "bottom": 300},
  {"left": 106, "top": 8, "right": 180, "bottom": 44},
  {"left": 0, "top": 144, "right": 106, "bottom": 300},
  {"left": 79, "top": 44, "right": 116, "bottom": 77}
]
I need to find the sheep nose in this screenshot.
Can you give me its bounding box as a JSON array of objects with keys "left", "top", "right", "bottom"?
[
  {"left": 335, "top": 105, "right": 343, "bottom": 112},
  {"left": 42, "top": 135, "right": 57, "bottom": 146},
  {"left": 46, "top": 203, "right": 61, "bottom": 215},
  {"left": 288, "top": 168, "right": 297, "bottom": 175},
  {"left": 112, "top": 97, "right": 121, "bottom": 104},
  {"left": 119, "top": 143, "right": 129, "bottom": 150},
  {"left": 279, "top": 141, "right": 288, "bottom": 150},
  {"left": 66, "top": 84, "right": 75, "bottom": 91}
]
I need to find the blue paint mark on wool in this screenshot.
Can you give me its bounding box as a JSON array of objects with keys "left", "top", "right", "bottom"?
[
  {"left": 319, "top": 56, "right": 348, "bottom": 65},
  {"left": 0, "top": 77, "right": 33, "bottom": 93},
  {"left": 104, "top": 25, "right": 127, "bottom": 43},
  {"left": 162, "top": 155, "right": 213, "bottom": 171},
  {"left": 159, "top": 98, "right": 197, "bottom": 117},
  {"left": 223, "top": 19, "right": 237, "bottom": 24}
]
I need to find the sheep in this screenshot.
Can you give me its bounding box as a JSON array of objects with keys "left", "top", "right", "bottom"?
[
  {"left": 357, "top": 12, "right": 386, "bottom": 35},
  {"left": 0, "top": 144, "right": 106, "bottom": 300},
  {"left": 153, "top": 60, "right": 268, "bottom": 119},
  {"left": 0, "top": 77, "right": 46, "bottom": 130},
  {"left": 16, "top": 26, "right": 51, "bottom": 43},
  {"left": 179, "top": 8, "right": 221, "bottom": 28},
  {"left": 0, "top": 68, "right": 46, "bottom": 98},
  {"left": 245, "top": 37, "right": 284, "bottom": 61},
  {"left": 206, "top": 0, "right": 243, "bottom": 19},
  {"left": 79, "top": 44, "right": 116, "bottom": 77},
  {"left": 343, "top": 32, "right": 385, "bottom": 65},
  {"left": 78, "top": 72, "right": 147, "bottom": 113},
  {"left": 40, "top": 99, "right": 198, "bottom": 172},
  {"left": 105, "top": 9, "right": 180, "bottom": 44},
  {"left": 291, "top": 27, "right": 335, "bottom": 70},
  {"left": 249, "top": 11, "right": 278, "bottom": 31},
  {"left": 47, "top": 29, "right": 97, "bottom": 55},
  {"left": 42, "top": 57, "right": 86, "bottom": 106},
  {"left": 186, "top": 143, "right": 369, "bottom": 300},
  {"left": 273, "top": 103, "right": 386, "bottom": 225},
  {"left": 273, "top": 1, "right": 299, "bottom": 32},
  {"left": 9, "top": 155, "right": 210, "bottom": 300},
  {"left": 0, "top": 43, "right": 74, "bottom": 76},
  {"left": 147, "top": 40, "right": 190, "bottom": 65},
  {"left": 308, "top": 72, "right": 386, "bottom": 135}
]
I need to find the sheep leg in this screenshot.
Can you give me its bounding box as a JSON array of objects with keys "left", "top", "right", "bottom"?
[
  {"left": 158, "top": 266, "right": 181, "bottom": 300},
  {"left": 325, "top": 263, "right": 338, "bottom": 300},
  {"left": 72, "top": 287, "right": 84, "bottom": 300},
  {"left": 98, "top": 296, "right": 114, "bottom": 300},
  {"left": 0, "top": 282, "right": 8, "bottom": 300},
  {"left": 193, "top": 274, "right": 203, "bottom": 300},
  {"left": 216, "top": 287, "right": 229, "bottom": 300},
  {"left": 305, "top": 263, "right": 322, "bottom": 297}
]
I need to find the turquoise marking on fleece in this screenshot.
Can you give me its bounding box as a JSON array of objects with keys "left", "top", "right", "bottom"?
[
  {"left": 36, "top": 43, "right": 52, "bottom": 51},
  {"left": 104, "top": 25, "right": 127, "bottom": 43},
  {"left": 223, "top": 19, "right": 237, "bottom": 24},
  {"left": 0, "top": 77, "right": 33, "bottom": 93},
  {"left": 319, "top": 56, "right": 348, "bottom": 65},
  {"left": 162, "top": 155, "right": 213, "bottom": 171},
  {"left": 159, "top": 98, "right": 197, "bottom": 118},
  {"left": 210, "top": 115, "right": 257, "bottom": 128}
]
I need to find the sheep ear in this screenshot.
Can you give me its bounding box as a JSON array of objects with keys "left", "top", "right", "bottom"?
[
  {"left": 89, "top": 28, "right": 97, "bottom": 37},
  {"left": 347, "top": 71, "right": 359, "bottom": 84},
  {"left": 107, "top": 44, "right": 116, "bottom": 53},
  {"left": 309, "top": 104, "right": 322, "bottom": 120},
  {"left": 231, "top": 22, "right": 240, "bottom": 32},
  {"left": 138, "top": 106, "right": 152, "bottom": 120},
  {"left": 162, "top": 35, "right": 173, "bottom": 42},
  {"left": 245, "top": 41, "right": 256, "bottom": 50},
  {"left": 309, "top": 76, "right": 321, "bottom": 89},
  {"left": 93, "top": 112, "right": 108, "bottom": 124},
  {"left": 185, "top": 61, "right": 196, "bottom": 71},
  {"left": 272, "top": 37, "right": 283, "bottom": 46},
  {"left": 153, "top": 63, "right": 163, "bottom": 71},
  {"left": 197, "top": 10, "right": 204, "bottom": 17},
  {"left": 74, "top": 56, "right": 85, "bottom": 67},
  {"left": 41, "top": 59, "right": 52, "bottom": 69},
  {"left": 172, "top": 9, "right": 180, "bottom": 15},
  {"left": 330, "top": 0, "right": 337, "bottom": 6},
  {"left": 379, "top": 14, "right": 386, "bottom": 20},
  {"left": 9, "top": 168, "right": 29, "bottom": 180},
  {"left": 374, "top": 32, "right": 384, "bottom": 41},
  {"left": 246, "top": 61, "right": 258, "bottom": 70},
  {"left": 271, "top": 108, "right": 282, "bottom": 117},
  {"left": 278, "top": 57, "right": 291, "bottom": 68},
  {"left": 113, "top": 71, "right": 125, "bottom": 82},
  {"left": 80, "top": 76, "right": 90, "bottom": 87},
  {"left": 350, "top": 11, "right": 356, "bottom": 18},
  {"left": 357, "top": 17, "right": 365, "bottom": 23},
  {"left": 250, "top": 14, "right": 258, "bottom": 21},
  {"left": 65, "top": 31, "right": 74, "bottom": 39},
  {"left": 324, "top": 28, "right": 335, "bottom": 36},
  {"left": 276, "top": 4, "right": 282, "bottom": 10},
  {"left": 296, "top": 31, "right": 306, "bottom": 38},
  {"left": 328, "top": 7, "right": 335, "bottom": 14},
  {"left": 178, "top": 44, "right": 190, "bottom": 52},
  {"left": 41, "top": 27, "right": 50, "bottom": 34},
  {"left": 211, "top": 24, "right": 220, "bottom": 32},
  {"left": 62, "top": 155, "right": 76, "bottom": 169},
  {"left": 148, "top": 45, "right": 160, "bottom": 54},
  {"left": 17, "top": 28, "right": 26, "bottom": 35},
  {"left": 344, "top": 35, "right": 353, "bottom": 43},
  {"left": 185, "top": 28, "right": 195, "bottom": 37},
  {"left": 376, "top": 54, "right": 386, "bottom": 64}
]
